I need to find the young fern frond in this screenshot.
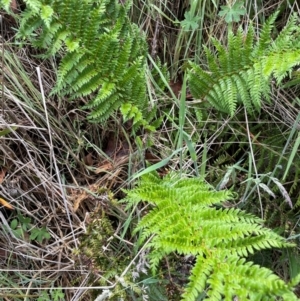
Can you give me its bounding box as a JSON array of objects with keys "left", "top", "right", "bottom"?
[
  {"left": 188, "top": 12, "right": 300, "bottom": 116},
  {"left": 123, "top": 172, "right": 298, "bottom": 301},
  {"left": 252, "top": 11, "right": 278, "bottom": 58},
  {"left": 3, "top": 0, "right": 151, "bottom": 126}
]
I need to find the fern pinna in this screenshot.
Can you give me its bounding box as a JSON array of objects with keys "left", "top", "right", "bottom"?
[
  {"left": 188, "top": 12, "right": 300, "bottom": 116},
  {"left": 123, "top": 172, "right": 300, "bottom": 301},
  {"left": 2, "top": 0, "right": 150, "bottom": 125}
]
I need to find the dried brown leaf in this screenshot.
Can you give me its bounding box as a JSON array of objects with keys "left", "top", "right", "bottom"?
[
  {"left": 0, "top": 197, "right": 14, "bottom": 210},
  {"left": 0, "top": 168, "right": 6, "bottom": 184}
]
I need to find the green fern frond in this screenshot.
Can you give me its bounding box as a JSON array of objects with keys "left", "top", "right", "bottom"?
[
  {"left": 8, "top": 0, "right": 151, "bottom": 127},
  {"left": 263, "top": 50, "right": 300, "bottom": 82},
  {"left": 188, "top": 12, "right": 300, "bottom": 116},
  {"left": 252, "top": 11, "right": 279, "bottom": 57},
  {"left": 23, "top": 0, "right": 42, "bottom": 14},
  {"left": 124, "top": 171, "right": 298, "bottom": 300},
  {"left": 120, "top": 103, "right": 147, "bottom": 128}
]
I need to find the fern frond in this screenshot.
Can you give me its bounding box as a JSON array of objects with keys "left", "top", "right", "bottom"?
[
  {"left": 188, "top": 12, "right": 300, "bottom": 116},
  {"left": 124, "top": 171, "right": 298, "bottom": 300},
  {"left": 23, "top": 0, "right": 42, "bottom": 14},
  {"left": 11, "top": 0, "right": 151, "bottom": 127},
  {"left": 263, "top": 50, "right": 300, "bottom": 82},
  {"left": 253, "top": 11, "right": 279, "bottom": 57},
  {"left": 182, "top": 255, "right": 213, "bottom": 301}
]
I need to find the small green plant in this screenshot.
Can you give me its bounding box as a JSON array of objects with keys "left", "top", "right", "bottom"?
[
  {"left": 180, "top": 11, "right": 201, "bottom": 31},
  {"left": 218, "top": 0, "right": 246, "bottom": 23},
  {"left": 188, "top": 12, "right": 300, "bottom": 116},
  {"left": 123, "top": 172, "right": 300, "bottom": 300},
  {"left": 37, "top": 288, "right": 65, "bottom": 301},
  {"left": 30, "top": 226, "right": 51, "bottom": 243},
  {"left": 10, "top": 213, "right": 31, "bottom": 239},
  {"left": 10, "top": 213, "right": 50, "bottom": 243},
  {"left": 0, "top": 126, "right": 18, "bottom": 137},
  {"left": 75, "top": 207, "right": 133, "bottom": 296}
]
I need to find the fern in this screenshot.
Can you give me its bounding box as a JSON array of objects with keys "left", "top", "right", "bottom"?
[
  {"left": 188, "top": 12, "right": 300, "bottom": 116},
  {"left": 123, "top": 172, "right": 299, "bottom": 301},
  {"left": 2, "top": 0, "right": 151, "bottom": 124}
]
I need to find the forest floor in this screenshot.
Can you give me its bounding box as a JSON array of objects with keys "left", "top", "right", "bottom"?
[{"left": 1, "top": 1, "right": 300, "bottom": 300}]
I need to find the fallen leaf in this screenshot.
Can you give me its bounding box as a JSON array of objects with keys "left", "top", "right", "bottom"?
[
  {"left": 169, "top": 80, "right": 193, "bottom": 99},
  {"left": 84, "top": 153, "right": 94, "bottom": 166},
  {"left": 145, "top": 151, "right": 160, "bottom": 162},
  {"left": 71, "top": 190, "right": 88, "bottom": 212},
  {"left": 169, "top": 80, "right": 182, "bottom": 97},
  {"left": 71, "top": 184, "right": 101, "bottom": 211},
  {"left": 94, "top": 161, "right": 113, "bottom": 174},
  {"left": 0, "top": 197, "right": 14, "bottom": 210},
  {"left": 0, "top": 168, "right": 6, "bottom": 184},
  {"left": 104, "top": 133, "right": 117, "bottom": 157}
]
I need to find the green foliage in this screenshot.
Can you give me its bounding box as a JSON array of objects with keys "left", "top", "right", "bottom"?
[
  {"left": 2, "top": 0, "right": 150, "bottom": 124},
  {"left": 123, "top": 172, "right": 299, "bottom": 301},
  {"left": 120, "top": 102, "right": 157, "bottom": 131},
  {"left": 9, "top": 212, "right": 50, "bottom": 243},
  {"left": 0, "top": 126, "right": 18, "bottom": 137},
  {"left": 75, "top": 207, "right": 130, "bottom": 286},
  {"left": 30, "top": 226, "right": 51, "bottom": 243},
  {"left": 218, "top": 0, "right": 246, "bottom": 23},
  {"left": 180, "top": 11, "right": 201, "bottom": 31},
  {"left": 150, "top": 58, "right": 170, "bottom": 95},
  {"left": 10, "top": 213, "right": 31, "bottom": 239},
  {"left": 75, "top": 205, "right": 160, "bottom": 300},
  {"left": 37, "top": 288, "right": 65, "bottom": 301},
  {"left": 188, "top": 12, "right": 300, "bottom": 116}
]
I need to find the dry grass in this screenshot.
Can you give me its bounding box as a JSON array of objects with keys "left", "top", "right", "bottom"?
[{"left": 0, "top": 24, "right": 140, "bottom": 299}]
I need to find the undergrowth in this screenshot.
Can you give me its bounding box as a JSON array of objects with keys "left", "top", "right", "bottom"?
[{"left": 0, "top": 0, "right": 300, "bottom": 300}]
